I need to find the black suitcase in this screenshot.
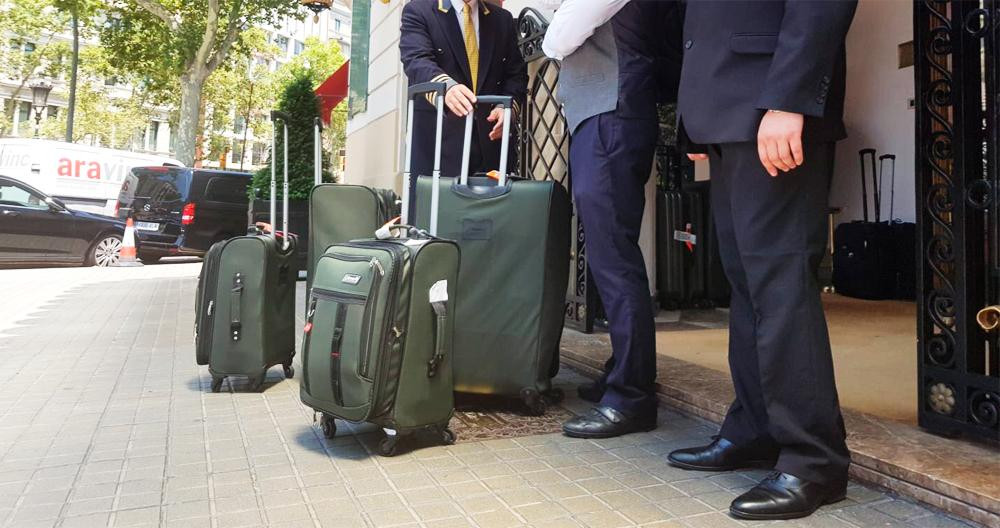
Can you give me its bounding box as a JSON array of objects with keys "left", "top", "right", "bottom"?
[
  {"left": 656, "top": 179, "right": 729, "bottom": 309},
  {"left": 833, "top": 150, "right": 915, "bottom": 300}
]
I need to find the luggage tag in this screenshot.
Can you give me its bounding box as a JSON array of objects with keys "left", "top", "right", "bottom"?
[
  {"left": 674, "top": 223, "right": 697, "bottom": 252},
  {"left": 429, "top": 280, "right": 449, "bottom": 316}
]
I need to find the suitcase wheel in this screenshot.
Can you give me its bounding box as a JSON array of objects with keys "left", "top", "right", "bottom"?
[
  {"left": 378, "top": 435, "right": 400, "bottom": 457},
  {"left": 440, "top": 427, "right": 456, "bottom": 446},
  {"left": 210, "top": 376, "right": 225, "bottom": 393},
  {"left": 521, "top": 388, "right": 548, "bottom": 416},
  {"left": 320, "top": 415, "right": 337, "bottom": 439},
  {"left": 283, "top": 363, "right": 295, "bottom": 379}
]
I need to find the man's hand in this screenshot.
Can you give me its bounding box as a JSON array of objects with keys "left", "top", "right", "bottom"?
[
  {"left": 488, "top": 108, "right": 505, "bottom": 141},
  {"left": 757, "top": 110, "right": 805, "bottom": 177},
  {"left": 687, "top": 154, "right": 708, "bottom": 161},
  {"left": 445, "top": 84, "right": 476, "bottom": 117}
]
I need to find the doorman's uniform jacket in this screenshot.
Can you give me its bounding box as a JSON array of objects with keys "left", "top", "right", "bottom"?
[{"left": 400, "top": 0, "right": 527, "bottom": 177}]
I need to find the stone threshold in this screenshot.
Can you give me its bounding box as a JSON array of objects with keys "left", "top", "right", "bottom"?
[{"left": 559, "top": 330, "right": 1000, "bottom": 527}]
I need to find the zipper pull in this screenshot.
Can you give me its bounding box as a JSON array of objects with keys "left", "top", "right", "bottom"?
[
  {"left": 304, "top": 298, "right": 318, "bottom": 333},
  {"left": 370, "top": 257, "right": 385, "bottom": 276},
  {"left": 392, "top": 326, "right": 404, "bottom": 339},
  {"left": 207, "top": 300, "right": 214, "bottom": 316}
]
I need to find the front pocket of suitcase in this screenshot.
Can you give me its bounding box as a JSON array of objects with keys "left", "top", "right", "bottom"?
[{"left": 304, "top": 289, "right": 374, "bottom": 410}]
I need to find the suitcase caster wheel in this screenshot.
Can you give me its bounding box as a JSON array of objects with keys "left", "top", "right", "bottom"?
[
  {"left": 545, "top": 388, "right": 565, "bottom": 404},
  {"left": 248, "top": 376, "right": 264, "bottom": 392},
  {"left": 320, "top": 415, "right": 336, "bottom": 439},
  {"left": 378, "top": 436, "right": 399, "bottom": 457},
  {"left": 283, "top": 364, "right": 294, "bottom": 379},
  {"left": 521, "top": 388, "right": 547, "bottom": 416},
  {"left": 440, "top": 428, "right": 456, "bottom": 445},
  {"left": 210, "top": 377, "right": 224, "bottom": 393}
]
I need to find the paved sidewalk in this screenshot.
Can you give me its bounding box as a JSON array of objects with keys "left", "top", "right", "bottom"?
[{"left": 0, "top": 267, "right": 981, "bottom": 528}]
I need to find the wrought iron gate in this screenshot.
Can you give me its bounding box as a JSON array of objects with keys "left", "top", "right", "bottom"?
[
  {"left": 516, "top": 8, "right": 599, "bottom": 333},
  {"left": 915, "top": 0, "right": 1000, "bottom": 442}
]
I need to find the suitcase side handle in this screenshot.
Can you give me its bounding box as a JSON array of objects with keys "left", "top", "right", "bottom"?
[{"left": 230, "top": 273, "right": 244, "bottom": 342}]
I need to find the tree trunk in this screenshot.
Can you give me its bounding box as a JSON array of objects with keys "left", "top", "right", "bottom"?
[
  {"left": 66, "top": 7, "right": 79, "bottom": 142},
  {"left": 175, "top": 72, "right": 206, "bottom": 166}
]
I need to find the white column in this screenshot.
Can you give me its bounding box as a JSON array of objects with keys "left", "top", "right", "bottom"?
[{"left": 156, "top": 121, "right": 171, "bottom": 153}]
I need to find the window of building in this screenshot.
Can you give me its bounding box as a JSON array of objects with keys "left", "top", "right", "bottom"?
[
  {"left": 230, "top": 140, "right": 244, "bottom": 165},
  {"left": 47, "top": 106, "right": 58, "bottom": 119},
  {"left": 149, "top": 121, "right": 160, "bottom": 150},
  {"left": 17, "top": 101, "right": 30, "bottom": 124},
  {"left": 293, "top": 40, "right": 305, "bottom": 56},
  {"left": 252, "top": 141, "right": 265, "bottom": 166},
  {"left": 275, "top": 35, "right": 289, "bottom": 53},
  {"left": 234, "top": 115, "right": 246, "bottom": 135},
  {"left": 335, "top": 18, "right": 342, "bottom": 33}
]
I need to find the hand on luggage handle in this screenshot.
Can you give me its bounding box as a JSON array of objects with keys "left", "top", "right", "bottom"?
[
  {"left": 403, "top": 82, "right": 447, "bottom": 235},
  {"left": 460, "top": 95, "right": 513, "bottom": 188},
  {"left": 270, "top": 110, "right": 291, "bottom": 250}
]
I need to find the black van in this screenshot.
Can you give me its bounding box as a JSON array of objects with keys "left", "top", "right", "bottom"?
[{"left": 117, "top": 167, "right": 251, "bottom": 263}]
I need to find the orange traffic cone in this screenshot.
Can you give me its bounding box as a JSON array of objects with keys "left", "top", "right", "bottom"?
[{"left": 113, "top": 217, "right": 144, "bottom": 267}]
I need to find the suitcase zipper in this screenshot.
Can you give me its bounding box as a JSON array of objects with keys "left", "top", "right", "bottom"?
[{"left": 360, "top": 257, "right": 384, "bottom": 379}]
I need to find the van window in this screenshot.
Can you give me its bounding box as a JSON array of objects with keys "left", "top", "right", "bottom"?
[
  {"left": 130, "top": 169, "right": 189, "bottom": 207},
  {"left": 205, "top": 177, "right": 248, "bottom": 203}
]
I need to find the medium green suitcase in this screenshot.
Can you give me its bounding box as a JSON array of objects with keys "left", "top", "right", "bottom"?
[
  {"left": 195, "top": 112, "right": 298, "bottom": 392},
  {"left": 300, "top": 82, "right": 459, "bottom": 455},
  {"left": 414, "top": 96, "right": 572, "bottom": 414}
]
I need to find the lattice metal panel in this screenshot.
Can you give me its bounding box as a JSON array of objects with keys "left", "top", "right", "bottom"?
[{"left": 915, "top": 0, "right": 1000, "bottom": 442}]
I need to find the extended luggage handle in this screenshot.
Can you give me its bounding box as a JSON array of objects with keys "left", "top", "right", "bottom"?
[
  {"left": 403, "top": 82, "right": 447, "bottom": 235},
  {"left": 460, "top": 95, "right": 513, "bottom": 188},
  {"left": 270, "top": 110, "right": 291, "bottom": 251},
  {"left": 858, "top": 148, "right": 876, "bottom": 223},
  {"left": 880, "top": 154, "right": 897, "bottom": 222}
]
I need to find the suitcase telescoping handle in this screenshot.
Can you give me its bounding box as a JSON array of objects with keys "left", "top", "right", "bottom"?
[
  {"left": 402, "top": 82, "right": 447, "bottom": 235},
  {"left": 858, "top": 148, "right": 875, "bottom": 223},
  {"left": 459, "top": 95, "right": 514, "bottom": 187},
  {"left": 270, "top": 110, "right": 291, "bottom": 250},
  {"left": 880, "top": 154, "right": 896, "bottom": 222},
  {"left": 314, "top": 117, "right": 324, "bottom": 187}
]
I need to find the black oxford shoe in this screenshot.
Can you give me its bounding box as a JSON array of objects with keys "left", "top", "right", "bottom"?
[
  {"left": 562, "top": 406, "right": 657, "bottom": 439},
  {"left": 576, "top": 381, "right": 605, "bottom": 403},
  {"left": 730, "top": 472, "right": 847, "bottom": 521},
  {"left": 667, "top": 437, "right": 778, "bottom": 471}
]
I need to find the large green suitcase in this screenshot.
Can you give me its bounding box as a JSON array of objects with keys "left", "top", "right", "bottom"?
[
  {"left": 414, "top": 96, "right": 572, "bottom": 414},
  {"left": 300, "top": 82, "right": 459, "bottom": 455},
  {"left": 195, "top": 112, "right": 298, "bottom": 392}
]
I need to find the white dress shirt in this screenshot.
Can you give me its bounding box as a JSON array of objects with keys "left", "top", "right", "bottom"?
[
  {"left": 541, "top": 0, "right": 631, "bottom": 60},
  {"left": 451, "top": 0, "right": 480, "bottom": 43}
]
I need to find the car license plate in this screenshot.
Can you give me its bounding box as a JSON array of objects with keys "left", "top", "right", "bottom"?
[{"left": 135, "top": 221, "right": 160, "bottom": 231}]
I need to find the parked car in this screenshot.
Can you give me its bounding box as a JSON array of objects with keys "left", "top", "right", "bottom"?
[
  {"left": 0, "top": 175, "right": 125, "bottom": 267},
  {"left": 116, "top": 167, "right": 251, "bottom": 263}
]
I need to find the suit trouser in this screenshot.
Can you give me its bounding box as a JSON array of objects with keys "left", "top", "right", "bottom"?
[
  {"left": 570, "top": 112, "right": 658, "bottom": 416},
  {"left": 709, "top": 141, "right": 850, "bottom": 485}
]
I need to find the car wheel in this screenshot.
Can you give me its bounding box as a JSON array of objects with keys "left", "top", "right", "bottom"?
[
  {"left": 139, "top": 252, "right": 163, "bottom": 264},
  {"left": 87, "top": 234, "right": 123, "bottom": 267}
]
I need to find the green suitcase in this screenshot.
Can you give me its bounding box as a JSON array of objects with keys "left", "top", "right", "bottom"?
[
  {"left": 300, "top": 83, "right": 459, "bottom": 455},
  {"left": 414, "top": 96, "right": 572, "bottom": 414},
  {"left": 195, "top": 111, "right": 298, "bottom": 392}
]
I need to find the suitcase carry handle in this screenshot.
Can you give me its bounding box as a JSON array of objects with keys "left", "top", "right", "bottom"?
[
  {"left": 270, "top": 111, "right": 291, "bottom": 251},
  {"left": 460, "top": 95, "right": 513, "bottom": 187},
  {"left": 427, "top": 313, "right": 447, "bottom": 378},
  {"left": 230, "top": 273, "right": 244, "bottom": 341},
  {"left": 403, "top": 82, "right": 447, "bottom": 235}
]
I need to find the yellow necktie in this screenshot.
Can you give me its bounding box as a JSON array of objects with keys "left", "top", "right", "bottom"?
[{"left": 463, "top": 2, "right": 479, "bottom": 93}]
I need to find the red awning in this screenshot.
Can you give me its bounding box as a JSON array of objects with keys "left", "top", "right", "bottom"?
[{"left": 315, "top": 60, "right": 350, "bottom": 124}]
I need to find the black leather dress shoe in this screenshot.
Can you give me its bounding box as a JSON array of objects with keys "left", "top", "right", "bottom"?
[
  {"left": 667, "top": 437, "right": 778, "bottom": 471},
  {"left": 730, "top": 472, "right": 847, "bottom": 520},
  {"left": 576, "top": 381, "right": 605, "bottom": 403},
  {"left": 562, "top": 406, "right": 657, "bottom": 439}
]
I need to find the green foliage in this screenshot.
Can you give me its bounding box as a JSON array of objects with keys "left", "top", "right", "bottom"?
[{"left": 249, "top": 73, "right": 333, "bottom": 201}]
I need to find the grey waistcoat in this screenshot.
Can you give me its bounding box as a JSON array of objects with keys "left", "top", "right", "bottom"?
[{"left": 557, "top": 22, "right": 619, "bottom": 135}]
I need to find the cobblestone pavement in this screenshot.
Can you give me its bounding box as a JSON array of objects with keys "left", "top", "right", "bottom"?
[{"left": 0, "top": 265, "right": 982, "bottom": 528}]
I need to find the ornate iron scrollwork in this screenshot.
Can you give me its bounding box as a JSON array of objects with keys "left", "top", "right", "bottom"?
[
  {"left": 517, "top": 8, "right": 550, "bottom": 62},
  {"left": 916, "top": 0, "right": 1000, "bottom": 442}
]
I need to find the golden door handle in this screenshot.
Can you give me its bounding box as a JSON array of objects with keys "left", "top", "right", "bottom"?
[{"left": 976, "top": 305, "right": 1000, "bottom": 332}]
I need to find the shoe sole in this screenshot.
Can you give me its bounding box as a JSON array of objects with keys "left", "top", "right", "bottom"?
[
  {"left": 562, "top": 421, "right": 657, "bottom": 439},
  {"left": 728, "top": 493, "right": 847, "bottom": 521},
  {"left": 666, "top": 457, "right": 777, "bottom": 472}
]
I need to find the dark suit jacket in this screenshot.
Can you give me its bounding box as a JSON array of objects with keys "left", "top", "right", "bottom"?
[
  {"left": 400, "top": 0, "right": 527, "bottom": 178},
  {"left": 677, "top": 0, "right": 858, "bottom": 146}
]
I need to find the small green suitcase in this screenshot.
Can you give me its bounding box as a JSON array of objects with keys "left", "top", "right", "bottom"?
[
  {"left": 300, "top": 83, "right": 459, "bottom": 455},
  {"left": 195, "top": 112, "right": 299, "bottom": 392}
]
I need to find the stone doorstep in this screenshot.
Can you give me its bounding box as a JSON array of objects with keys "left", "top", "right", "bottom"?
[{"left": 559, "top": 332, "right": 1000, "bottom": 528}]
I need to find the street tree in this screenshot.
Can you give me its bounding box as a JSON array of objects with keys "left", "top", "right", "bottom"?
[{"left": 99, "top": 0, "right": 302, "bottom": 166}]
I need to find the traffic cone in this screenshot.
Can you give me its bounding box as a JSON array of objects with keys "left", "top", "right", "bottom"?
[{"left": 113, "top": 217, "right": 144, "bottom": 267}]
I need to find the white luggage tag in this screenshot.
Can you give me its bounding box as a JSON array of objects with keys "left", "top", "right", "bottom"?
[{"left": 429, "top": 280, "right": 448, "bottom": 316}]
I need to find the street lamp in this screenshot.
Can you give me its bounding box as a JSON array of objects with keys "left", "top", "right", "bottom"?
[
  {"left": 300, "top": 0, "right": 332, "bottom": 22},
  {"left": 30, "top": 81, "right": 52, "bottom": 139}
]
